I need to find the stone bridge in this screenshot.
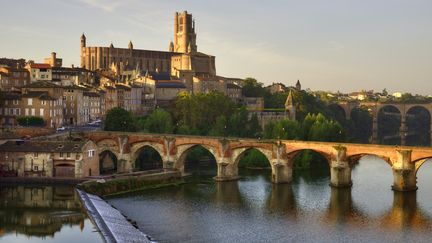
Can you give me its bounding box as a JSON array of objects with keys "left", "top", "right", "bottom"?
[
  {"left": 336, "top": 101, "right": 432, "bottom": 145},
  {"left": 85, "top": 131, "right": 432, "bottom": 192}
]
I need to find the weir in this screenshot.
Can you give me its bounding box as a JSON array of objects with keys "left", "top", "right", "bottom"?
[{"left": 77, "top": 189, "right": 153, "bottom": 243}]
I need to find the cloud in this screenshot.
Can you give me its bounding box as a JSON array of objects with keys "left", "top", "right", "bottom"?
[{"left": 78, "top": 0, "right": 132, "bottom": 12}]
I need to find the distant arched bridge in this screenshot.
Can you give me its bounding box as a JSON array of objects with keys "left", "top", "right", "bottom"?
[
  {"left": 335, "top": 101, "right": 432, "bottom": 145},
  {"left": 85, "top": 131, "right": 432, "bottom": 192}
]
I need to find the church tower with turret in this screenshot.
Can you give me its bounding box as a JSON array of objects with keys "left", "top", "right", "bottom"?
[{"left": 173, "top": 11, "right": 197, "bottom": 53}]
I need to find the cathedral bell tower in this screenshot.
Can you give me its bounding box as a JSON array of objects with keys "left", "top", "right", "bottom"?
[{"left": 173, "top": 11, "right": 197, "bottom": 53}]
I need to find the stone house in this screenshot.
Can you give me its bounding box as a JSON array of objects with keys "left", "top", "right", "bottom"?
[{"left": 0, "top": 140, "right": 99, "bottom": 178}]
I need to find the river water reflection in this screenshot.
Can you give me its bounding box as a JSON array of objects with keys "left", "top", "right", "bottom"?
[
  {"left": 0, "top": 184, "right": 103, "bottom": 243},
  {"left": 109, "top": 156, "right": 432, "bottom": 242}
]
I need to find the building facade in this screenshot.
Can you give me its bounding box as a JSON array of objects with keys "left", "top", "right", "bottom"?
[{"left": 0, "top": 140, "right": 99, "bottom": 178}]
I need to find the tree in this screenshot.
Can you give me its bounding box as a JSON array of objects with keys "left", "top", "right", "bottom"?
[
  {"left": 143, "top": 108, "right": 173, "bottom": 133},
  {"left": 209, "top": 115, "right": 227, "bottom": 136},
  {"left": 104, "top": 107, "right": 136, "bottom": 132},
  {"left": 16, "top": 116, "right": 44, "bottom": 126},
  {"left": 246, "top": 113, "right": 262, "bottom": 138},
  {"left": 242, "top": 77, "right": 266, "bottom": 97}
]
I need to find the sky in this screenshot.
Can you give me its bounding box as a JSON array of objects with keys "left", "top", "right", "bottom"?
[{"left": 1, "top": 0, "right": 431, "bottom": 94}]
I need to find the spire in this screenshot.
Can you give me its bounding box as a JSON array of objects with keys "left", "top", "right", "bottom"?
[
  {"left": 80, "top": 33, "right": 86, "bottom": 48},
  {"left": 295, "top": 80, "right": 301, "bottom": 90},
  {"left": 128, "top": 40, "right": 133, "bottom": 49},
  {"left": 109, "top": 42, "right": 114, "bottom": 48},
  {"left": 169, "top": 41, "right": 174, "bottom": 52}
]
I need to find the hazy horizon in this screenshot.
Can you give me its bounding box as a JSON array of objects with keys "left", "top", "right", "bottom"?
[{"left": 1, "top": 0, "right": 431, "bottom": 95}]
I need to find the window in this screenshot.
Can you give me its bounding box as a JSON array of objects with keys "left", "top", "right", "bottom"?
[
  {"left": 34, "top": 152, "right": 38, "bottom": 158},
  {"left": 59, "top": 152, "right": 64, "bottom": 158},
  {"left": 25, "top": 108, "right": 29, "bottom": 116},
  {"left": 88, "top": 150, "right": 95, "bottom": 157},
  {"left": 39, "top": 108, "right": 44, "bottom": 116},
  {"left": 33, "top": 165, "right": 38, "bottom": 171},
  {"left": 42, "top": 100, "right": 46, "bottom": 105},
  {"left": 67, "top": 152, "right": 71, "bottom": 158},
  {"left": 31, "top": 108, "right": 35, "bottom": 116},
  {"left": 13, "top": 100, "right": 19, "bottom": 105},
  {"left": 28, "top": 98, "right": 33, "bottom": 105}
]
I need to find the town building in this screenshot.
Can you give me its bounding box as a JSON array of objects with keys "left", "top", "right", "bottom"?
[
  {"left": 0, "top": 140, "right": 99, "bottom": 178},
  {"left": 155, "top": 80, "right": 187, "bottom": 108},
  {"left": 44, "top": 52, "right": 63, "bottom": 68},
  {"left": 63, "top": 85, "right": 87, "bottom": 125},
  {"left": 0, "top": 66, "right": 30, "bottom": 91},
  {"left": 26, "top": 63, "right": 52, "bottom": 82}
]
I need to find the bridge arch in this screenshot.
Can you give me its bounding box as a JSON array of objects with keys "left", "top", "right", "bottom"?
[
  {"left": 133, "top": 145, "right": 164, "bottom": 171},
  {"left": 130, "top": 142, "right": 165, "bottom": 170},
  {"left": 99, "top": 150, "right": 118, "bottom": 175},
  {"left": 405, "top": 106, "right": 431, "bottom": 146},
  {"left": 414, "top": 157, "right": 432, "bottom": 175},
  {"left": 328, "top": 104, "right": 347, "bottom": 121},
  {"left": 347, "top": 153, "right": 392, "bottom": 167},
  {"left": 377, "top": 105, "right": 402, "bottom": 145},
  {"left": 94, "top": 138, "right": 120, "bottom": 154},
  {"left": 174, "top": 144, "right": 219, "bottom": 174},
  {"left": 231, "top": 147, "right": 273, "bottom": 168},
  {"left": 286, "top": 149, "right": 332, "bottom": 168}
]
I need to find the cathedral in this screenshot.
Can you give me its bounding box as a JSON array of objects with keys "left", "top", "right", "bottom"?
[{"left": 80, "top": 11, "right": 218, "bottom": 92}]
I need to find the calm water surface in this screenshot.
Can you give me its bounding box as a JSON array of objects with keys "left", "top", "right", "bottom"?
[
  {"left": 109, "top": 156, "right": 432, "bottom": 243},
  {"left": 0, "top": 184, "right": 103, "bottom": 243}
]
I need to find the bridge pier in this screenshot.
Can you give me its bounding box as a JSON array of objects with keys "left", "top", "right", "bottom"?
[
  {"left": 117, "top": 153, "right": 133, "bottom": 173},
  {"left": 392, "top": 149, "right": 417, "bottom": 191},
  {"left": 214, "top": 160, "right": 240, "bottom": 182},
  {"left": 329, "top": 146, "right": 352, "bottom": 188},
  {"left": 271, "top": 162, "right": 292, "bottom": 184},
  {"left": 400, "top": 115, "right": 407, "bottom": 146},
  {"left": 372, "top": 116, "right": 378, "bottom": 144}
]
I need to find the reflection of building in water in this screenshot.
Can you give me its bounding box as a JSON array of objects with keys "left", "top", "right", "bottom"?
[
  {"left": 380, "top": 191, "right": 431, "bottom": 231},
  {"left": 0, "top": 186, "right": 86, "bottom": 237}
]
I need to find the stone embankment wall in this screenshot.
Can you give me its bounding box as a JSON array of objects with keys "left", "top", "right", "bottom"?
[{"left": 78, "top": 170, "right": 182, "bottom": 197}]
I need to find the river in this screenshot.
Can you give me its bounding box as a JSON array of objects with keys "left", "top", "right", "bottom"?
[
  {"left": 0, "top": 184, "right": 102, "bottom": 243},
  {"left": 108, "top": 156, "right": 432, "bottom": 242}
]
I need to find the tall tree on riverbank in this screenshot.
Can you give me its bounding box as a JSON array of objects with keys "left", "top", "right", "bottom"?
[{"left": 104, "top": 107, "right": 136, "bottom": 132}]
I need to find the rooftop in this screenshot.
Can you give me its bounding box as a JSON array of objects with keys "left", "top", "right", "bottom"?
[{"left": 0, "top": 140, "right": 88, "bottom": 153}]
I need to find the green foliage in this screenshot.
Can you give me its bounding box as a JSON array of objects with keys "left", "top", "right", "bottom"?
[
  {"left": 104, "top": 107, "right": 136, "bottom": 132},
  {"left": 293, "top": 150, "right": 328, "bottom": 170},
  {"left": 209, "top": 115, "right": 227, "bottom": 137},
  {"left": 16, "top": 116, "right": 44, "bottom": 126},
  {"left": 141, "top": 108, "right": 173, "bottom": 133},
  {"left": 172, "top": 91, "right": 236, "bottom": 135},
  {"left": 264, "top": 113, "right": 345, "bottom": 142},
  {"left": 348, "top": 107, "right": 372, "bottom": 143},
  {"left": 238, "top": 149, "right": 270, "bottom": 168},
  {"left": 242, "top": 78, "right": 266, "bottom": 97}
]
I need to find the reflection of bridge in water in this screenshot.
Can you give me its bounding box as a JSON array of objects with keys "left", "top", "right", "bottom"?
[
  {"left": 208, "top": 179, "right": 432, "bottom": 232},
  {"left": 0, "top": 185, "right": 86, "bottom": 238},
  {"left": 86, "top": 131, "right": 432, "bottom": 192}
]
